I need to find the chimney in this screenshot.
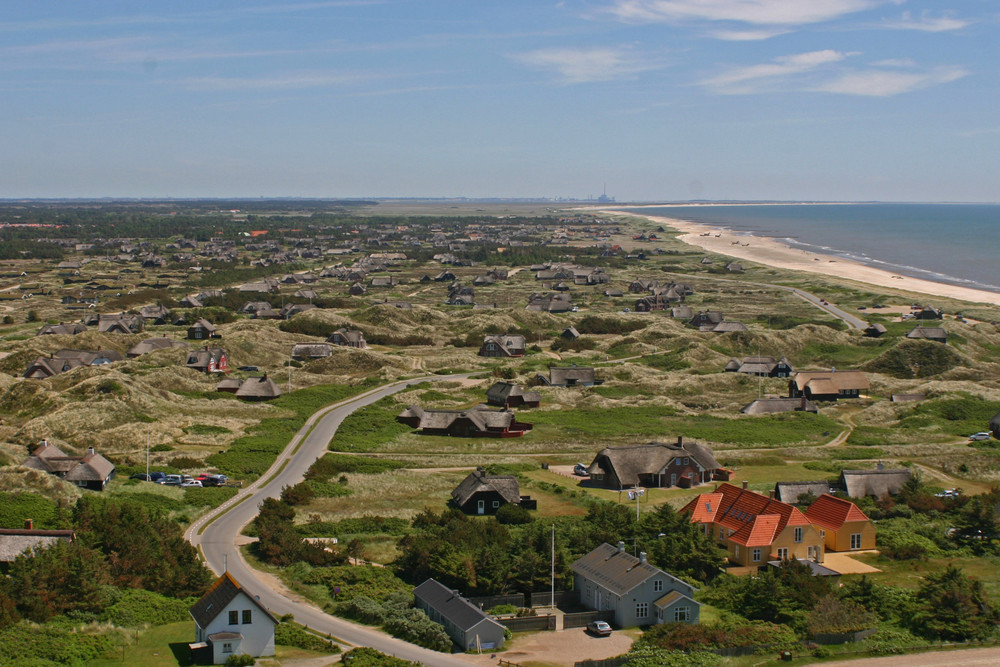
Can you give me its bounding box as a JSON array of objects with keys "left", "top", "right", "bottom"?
[
  {"left": 800, "top": 396, "right": 806, "bottom": 410},
  {"left": 769, "top": 490, "right": 775, "bottom": 500},
  {"left": 617, "top": 541, "right": 625, "bottom": 554},
  {"left": 24, "top": 519, "right": 33, "bottom": 530},
  {"left": 742, "top": 480, "right": 748, "bottom": 490},
  {"left": 877, "top": 461, "right": 884, "bottom": 471},
  {"left": 639, "top": 552, "right": 647, "bottom": 564},
  {"left": 88, "top": 447, "right": 96, "bottom": 456},
  {"left": 676, "top": 435, "right": 683, "bottom": 446}
]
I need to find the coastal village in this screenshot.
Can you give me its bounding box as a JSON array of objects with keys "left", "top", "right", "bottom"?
[{"left": 2, "top": 200, "right": 1000, "bottom": 667}]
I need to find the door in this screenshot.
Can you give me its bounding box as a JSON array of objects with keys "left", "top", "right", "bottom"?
[{"left": 477, "top": 500, "right": 485, "bottom": 515}]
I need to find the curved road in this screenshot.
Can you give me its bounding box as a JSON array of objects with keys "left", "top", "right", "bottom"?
[{"left": 186, "top": 375, "right": 480, "bottom": 666}]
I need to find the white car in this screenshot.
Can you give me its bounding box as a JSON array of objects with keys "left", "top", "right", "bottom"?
[
  {"left": 969, "top": 432, "right": 992, "bottom": 441},
  {"left": 181, "top": 480, "right": 203, "bottom": 487}
]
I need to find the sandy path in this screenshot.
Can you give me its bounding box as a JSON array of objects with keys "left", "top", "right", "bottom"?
[
  {"left": 817, "top": 646, "right": 1000, "bottom": 667},
  {"left": 462, "top": 627, "right": 634, "bottom": 667},
  {"left": 596, "top": 209, "right": 1000, "bottom": 307}
]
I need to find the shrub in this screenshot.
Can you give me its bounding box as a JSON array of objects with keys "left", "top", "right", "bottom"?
[
  {"left": 101, "top": 589, "right": 195, "bottom": 627},
  {"left": 495, "top": 504, "right": 533, "bottom": 525},
  {"left": 274, "top": 621, "right": 340, "bottom": 653},
  {"left": 490, "top": 604, "right": 518, "bottom": 615},
  {"left": 576, "top": 316, "right": 646, "bottom": 335},
  {"left": 339, "top": 647, "right": 419, "bottom": 667},
  {"left": 304, "top": 565, "right": 411, "bottom": 603},
  {"left": 169, "top": 456, "right": 201, "bottom": 469},
  {"left": 225, "top": 654, "right": 256, "bottom": 666}
]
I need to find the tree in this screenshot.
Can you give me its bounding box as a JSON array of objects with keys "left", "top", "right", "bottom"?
[
  {"left": 806, "top": 595, "right": 877, "bottom": 636},
  {"left": 951, "top": 487, "right": 1000, "bottom": 554},
  {"left": 7, "top": 540, "right": 110, "bottom": 622},
  {"left": 640, "top": 504, "right": 724, "bottom": 582},
  {"left": 909, "top": 565, "right": 998, "bottom": 640}
]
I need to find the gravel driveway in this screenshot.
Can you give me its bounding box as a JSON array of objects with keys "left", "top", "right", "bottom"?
[{"left": 463, "top": 627, "right": 634, "bottom": 667}]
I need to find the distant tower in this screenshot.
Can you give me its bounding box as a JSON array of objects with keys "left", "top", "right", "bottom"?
[{"left": 597, "top": 184, "right": 615, "bottom": 203}]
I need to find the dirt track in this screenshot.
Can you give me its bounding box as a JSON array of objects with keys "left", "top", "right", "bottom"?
[{"left": 817, "top": 646, "right": 1000, "bottom": 667}]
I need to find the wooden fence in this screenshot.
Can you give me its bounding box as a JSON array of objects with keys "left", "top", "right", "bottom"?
[
  {"left": 529, "top": 590, "right": 578, "bottom": 607},
  {"left": 498, "top": 615, "right": 557, "bottom": 633},
  {"left": 563, "top": 610, "right": 615, "bottom": 629},
  {"left": 466, "top": 593, "right": 525, "bottom": 611}
]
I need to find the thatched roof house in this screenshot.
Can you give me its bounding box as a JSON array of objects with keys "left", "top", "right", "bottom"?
[
  {"left": 906, "top": 326, "right": 947, "bottom": 343},
  {"left": 0, "top": 521, "right": 75, "bottom": 563},
  {"left": 451, "top": 468, "right": 524, "bottom": 515},
  {"left": 396, "top": 404, "right": 532, "bottom": 438},
  {"left": 741, "top": 397, "right": 818, "bottom": 415},
  {"left": 864, "top": 323, "right": 887, "bottom": 338},
  {"left": 724, "top": 356, "right": 793, "bottom": 377},
  {"left": 485, "top": 382, "right": 540, "bottom": 409},
  {"left": 127, "top": 337, "right": 187, "bottom": 358},
  {"left": 37, "top": 323, "right": 87, "bottom": 336},
  {"left": 840, "top": 468, "right": 911, "bottom": 499},
  {"left": 478, "top": 334, "right": 526, "bottom": 358},
  {"left": 789, "top": 370, "right": 869, "bottom": 401},
  {"left": 774, "top": 481, "right": 835, "bottom": 504},
  {"left": 23, "top": 441, "right": 116, "bottom": 491},
  {"left": 327, "top": 328, "right": 366, "bottom": 349},
  {"left": 538, "top": 366, "right": 602, "bottom": 387},
  {"left": 587, "top": 438, "right": 723, "bottom": 490},
  {"left": 235, "top": 374, "right": 282, "bottom": 401},
  {"left": 291, "top": 343, "right": 332, "bottom": 360}
]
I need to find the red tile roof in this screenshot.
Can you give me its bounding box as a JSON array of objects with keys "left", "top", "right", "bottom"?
[
  {"left": 681, "top": 483, "right": 811, "bottom": 541},
  {"left": 730, "top": 514, "right": 782, "bottom": 547},
  {"left": 804, "top": 493, "right": 870, "bottom": 531}
]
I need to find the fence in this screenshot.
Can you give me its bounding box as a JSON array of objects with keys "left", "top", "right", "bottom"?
[
  {"left": 812, "top": 628, "right": 878, "bottom": 645},
  {"left": 563, "top": 610, "right": 615, "bottom": 629},
  {"left": 575, "top": 656, "right": 629, "bottom": 667},
  {"left": 498, "top": 615, "right": 557, "bottom": 633},
  {"left": 529, "top": 590, "right": 578, "bottom": 607},
  {"left": 466, "top": 593, "right": 525, "bottom": 611}
]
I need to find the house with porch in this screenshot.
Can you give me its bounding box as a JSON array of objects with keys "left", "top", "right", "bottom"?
[
  {"left": 571, "top": 542, "right": 699, "bottom": 628},
  {"left": 189, "top": 572, "right": 277, "bottom": 664}
]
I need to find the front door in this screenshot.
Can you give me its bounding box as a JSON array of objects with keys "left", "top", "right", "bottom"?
[{"left": 477, "top": 500, "right": 485, "bottom": 515}]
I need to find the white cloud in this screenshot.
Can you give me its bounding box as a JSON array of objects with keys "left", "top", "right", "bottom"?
[
  {"left": 608, "top": 0, "right": 888, "bottom": 26},
  {"left": 180, "top": 71, "right": 370, "bottom": 91},
  {"left": 702, "top": 49, "right": 850, "bottom": 93},
  {"left": 884, "top": 11, "right": 970, "bottom": 32},
  {"left": 709, "top": 28, "right": 789, "bottom": 41},
  {"left": 513, "top": 47, "right": 658, "bottom": 83},
  {"left": 814, "top": 66, "right": 968, "bottom": 96},
  {"left": 871, "top": 58, "right": 916, "bottom": 68}
]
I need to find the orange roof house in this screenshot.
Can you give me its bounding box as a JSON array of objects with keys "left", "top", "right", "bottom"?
[
  {"left": 804, "top": 494, "right": 876, "bottom": 552},
  {"left": 681, "top": 482, "right": 824, "bottom": 568}
]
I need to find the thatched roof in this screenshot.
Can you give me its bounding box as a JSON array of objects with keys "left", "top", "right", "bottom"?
[
  {"left": 486, "top": 382, "right": 541, "bottom": 405},
  {"left": 840, "top": 468, "right": 911, "bottom": 499},
  {"left": 907, "top": 326, "right": 947, "bottom": 341},
  {"left": 127, "top": 337, "right": 186, "bottom": 357},
  {"left": 0, "top": 528, "right": 75, "bottom": 562},
  {"left": 790, "top": 370, "right": 869, "bottom": 393},
  {"left": 235, "top": 374, "right": 282, "bottom": 400},
  {"left": 292, "top": 343, "right": 332, "bottom": 359},
  {"left": 741, "top": 397, "right": 817, "bottom": 415},
  {"left": 451, "top": 469, "right": 521, "bottom": 506},
  {"left": 587, "top": 440, "right": 720, "bottom": 487},
  {"left": 544, "top": 366, "right": 600, "bottom": 386},
  {"left": 774, "top": 481, "right": 834, "bottom": 504}
]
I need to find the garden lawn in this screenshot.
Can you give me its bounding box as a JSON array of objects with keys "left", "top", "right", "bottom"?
[{"left": 86, "top": 621, "right": 193, "bottom": 667}]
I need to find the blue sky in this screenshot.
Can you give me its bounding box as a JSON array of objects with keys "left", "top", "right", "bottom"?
[{"left": 2, "top": 1, "right": 997, "bottom": 201}]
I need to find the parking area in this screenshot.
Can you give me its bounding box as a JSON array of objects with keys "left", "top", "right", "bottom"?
[{"left": 463, "top": 626, "right": 635, "bottom": 667}]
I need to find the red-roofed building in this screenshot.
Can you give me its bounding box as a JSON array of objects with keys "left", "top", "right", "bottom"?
[
  {"left": 805, "top": 493, "right": 876, "bottom": 552},
  {"left": 681, "top": 481, "right": 824, "bottom": 568}
]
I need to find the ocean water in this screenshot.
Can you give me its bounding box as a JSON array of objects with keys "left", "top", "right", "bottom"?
[{"left": 624, "top": 203, "right": 1000, "bottom": 294}]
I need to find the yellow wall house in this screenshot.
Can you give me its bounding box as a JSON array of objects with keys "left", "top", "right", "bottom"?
[
  {"left": 682, "top": 482, "right": 825, "bottom": 568},
  {"left": 804, "top": 493, "right": 877, "bottom": 552}
]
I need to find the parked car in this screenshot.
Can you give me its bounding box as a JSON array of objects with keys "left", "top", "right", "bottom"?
[
  {"left": 574, "top": 463, "right": 589, "bottom": 476},
  {"left": 238, "top": 366, "right": 259, "bottom": 372},
  {"left": 969, "top": 432, "right": 992, "bottom": 441},
  {"left": 148, "top": 471, "right": 166, "bottom": 482},
  {"left": 159, "top": 474, "right": 183, "bottom": 485},
  {"left": 587, "top": 620, "right": 612, "bottom": 637},
  {"left": 181, "top": 480, "right": 203, "bottom": 487},
  {"left": 129, "top": 473, "right": 153, "bottom": 481}
]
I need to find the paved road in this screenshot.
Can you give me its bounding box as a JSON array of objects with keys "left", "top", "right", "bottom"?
[
  {"left": 186, "top": 375, "right": 480, "bottom": 666},
  {"left": 661, "top": 272, "right": 869, "bottom": 330}
]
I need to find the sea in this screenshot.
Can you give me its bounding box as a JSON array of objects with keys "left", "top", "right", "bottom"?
[{"left": 620, "top": 203, "right": 1000, "bottom": 295}]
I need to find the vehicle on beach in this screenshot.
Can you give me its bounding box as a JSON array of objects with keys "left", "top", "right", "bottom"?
[{"left": 587, "top": 620, "right": 612, "bottom": 637}]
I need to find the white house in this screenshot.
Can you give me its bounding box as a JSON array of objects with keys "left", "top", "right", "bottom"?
[
  {"left": 571, "top": 542, "right": 699, "bottom": 628},
  {"left": 189, "top": 572, "right": 278, "bottom": 664}
]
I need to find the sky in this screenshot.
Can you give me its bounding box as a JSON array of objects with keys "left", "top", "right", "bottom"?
[{"left": 2, "top": 1, "right": 998, "bottom": 201}]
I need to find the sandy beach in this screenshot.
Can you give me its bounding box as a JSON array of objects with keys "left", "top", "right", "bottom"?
[{"left": 597, "top": 208, "right": 1000, "bottom": 308}]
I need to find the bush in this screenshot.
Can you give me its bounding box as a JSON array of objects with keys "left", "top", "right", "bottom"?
[
  {"left": 225, "top": 654, "right": 256, "bottom": 666},
  {"left": 576, "top": 315, "right": 646, "bottom": 335},
  {"left": 101, "top": 588, "right": 195, "bottom": 626},
  {"left": 490, "top": 604, "right": 518, "bottom": 615},
  {"left": 274, "top": 622, "right": 340, "bottom": 653},
  {"left": 495, "top": 504, "right": 533, "bottom": 525},
  {"left": 304, "top": 565, "right": 411, "bottom": 603},
  {"left": 339, "top": 647, "right": 419, "bottom": 667},
  {"left": 297, "top": 516, "right": 410, "bottom": 538}
]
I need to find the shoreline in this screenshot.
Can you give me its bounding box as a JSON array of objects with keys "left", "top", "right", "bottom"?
[{"left": 595, "top": 208, "right": 1000, "bottom": 308}]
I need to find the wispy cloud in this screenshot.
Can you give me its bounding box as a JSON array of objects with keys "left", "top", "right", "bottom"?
[
  {"left": 814, "top": 66, "right": 968, "bottom": 96},
  {"left": 607, "top": 0, "right": 888, "bottom": 26},
  {"left": 709, "top": 28, "right": 789, "bottom": 41},
  {"left": 513, "top": 47, "right": 659, "bottom": 83},
  {"left": 701, "top": 49, "right": 850, "bottom": 94},
  {"left": 884, "top": 11, "right": 970, "bottom": 32},
  {"left": 871, "top": 58, "right": 916, "bottom": 68},
  {"left": 179, "top": 71, "right": 373, "bottom": 91}
]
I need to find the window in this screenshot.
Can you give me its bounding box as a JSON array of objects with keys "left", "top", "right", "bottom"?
[
  {"left": 229, "top": 611, "right": 239, "bottom": 625},
  {"left": 653, "top": 580, "right": 663, "bottom": 592},
  {"left": 670, "top": 473, "right": 677, "bottom": 486},
  {"left": 851, "top": 533, "right": 862, "bottom": 549},
  {"left": 794, "top": 527, "right": 803, "bottom": 543},
  {"left": 683, "top": 458, "right": 689, "bottom": 465},
  {"left": 674, "top": 607, "right": 690, "bottom": 622},
  {"left": 777, "top": 548, "right": 789, "bottom": 560},
  {"left": 635, "top": 602, "right": 649, "bottom": 619},
  {"left": 733, "top": 545, "right": 740, "bottom": 559},
  {"left": 222, "top": 643, "right": 233, "bottom": 654},
  {"left": 242, "top": 609, "right": 252, "bottom": 624},
  {"left": 820, "top": 530, "right": 826, "bottom": 538},
  {"left": 492, "top": 501, "right": 500, "bottom": 508},
  {"left": 752, "top": 548, "right": 761, "bottom": 562},
  {"left": 718, "top": 528, "right": 724, "bottom": 540}
]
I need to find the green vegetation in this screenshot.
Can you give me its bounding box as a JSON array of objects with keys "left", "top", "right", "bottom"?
[
  {"left": 864, "top": 339, "right": 965, "bottom": 378},
  {"left": 274, "top": 621, "right": 340, "bottom": 654},
  {"left": 208, "top": 382, "right": 372, "bottom": 479},
  {"left": 329, "top": 396, "right": 412, "bottom": 452}
]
